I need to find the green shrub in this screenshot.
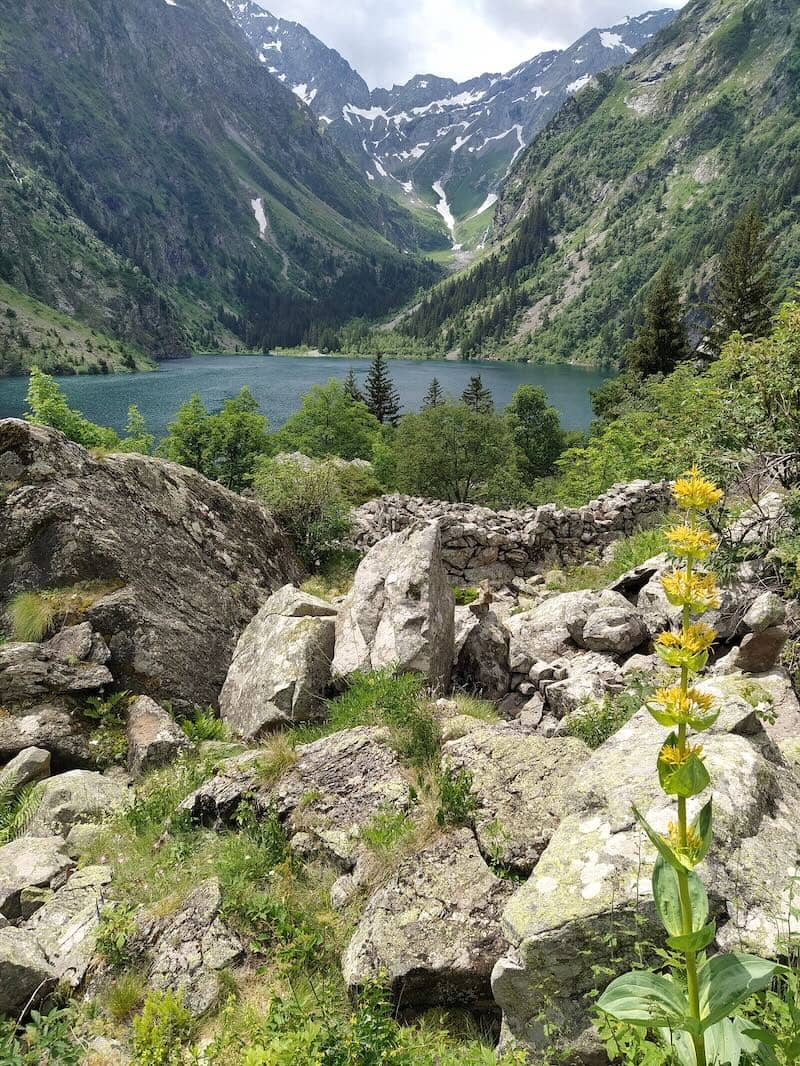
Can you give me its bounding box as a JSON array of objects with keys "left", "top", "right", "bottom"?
[
  {"left": 83, "top": 689, "right": 130, "bottom": 769},
  {"left": 436, "top": 768, "right": 477, "bottom": 828},
  {"left": 255, "top": 457, "right": 352, "bottom": 567},
  {"left": 132, "top": 989, "right": 195, "bottom": 1065},
  {"left": 105, "top": 972, "right": 146, "bottom": 1022},
  {"left": 453, "top": 586, "right": 479, "bottom": 606},
  {"left": 96, "top": 902, "right": 136, "bottom": 968},
  {"left": 0, "top": 1006, "right": 82, "bottom": 1066},
  {"left": 361, "top": 806, "right": 416, "bottom": 855}
]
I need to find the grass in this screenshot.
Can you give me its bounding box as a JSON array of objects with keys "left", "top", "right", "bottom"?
[
  {"left": 565, "top": 675, "right": 659, "bottom": 750},
  {"left": 550, "top": 521, "right": 673, "bottom": 592},
  {"left": 7, "top": 580, "right": 122, "bottom": 642},
  {"left": 300, "top": 548, "right": 361, "bottom": 601}
]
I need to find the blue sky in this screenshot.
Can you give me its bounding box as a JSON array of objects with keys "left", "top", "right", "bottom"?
[{"left": 260, "top": 1, "right": 686, "bottom": 87}]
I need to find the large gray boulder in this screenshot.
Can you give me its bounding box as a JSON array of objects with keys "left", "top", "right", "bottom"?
[
  {"left": 564, "top": 589, "right": 648, "bottom": 653},
  {"left": 0, "top": 927, "right": 56, "bottom": 1013},
  {"left": 492, "top": 704, "right": 800, "bottom": 1061},
  {"left": 25, "top": 864, "right": 112, "bottom": 986},
  {"left": 0, "top": 420, "right": 302, "bottom": 707},
  {"left": 0, "top": 701, "right": 92, "bottom": 770},
  {"left": 0, "top": 835, "right": 74, "bottom": 919},
  {"left": 333, "top": 523, "right": 455, "bottom": 688},
  {"left": 506, "top": 591, "right": 595, "bottom": 673},
  {"left": 343, "top": 830, "right": 513, "bottom": 1013},
  {"left": 26, "top": 770, "right": 129, "bottom": 837},
  {"left": 130, "top": 878, "right": 243, "bottom": 1016},
  {"left": 220, "top": 585, "right": 337, "bottom": 740},
  {"left": 126, "top": 695, "right": 191, "bottom": 776},
  {"left": 0, "top": 746, "right": 51, "bottom": 795},
  {"left": 443, "top": 724, "right": 589, "bottom": 873},
  {"left": 453, "top": 611, "right": 511, "bottom": 700}
]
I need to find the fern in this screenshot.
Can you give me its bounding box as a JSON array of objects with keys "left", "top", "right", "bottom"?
[{"left": 0, "top": 782, "right": 42, "bottom": 844}]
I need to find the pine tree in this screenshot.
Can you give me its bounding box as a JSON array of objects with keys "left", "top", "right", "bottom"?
[
  {"left": 343, "top": 367, "right": 363, "bottom": 403},
  {"left": 461, "top": 374, "right": 494, "bottom": 413},
  {"left": 422, "top": 378, "right": 444, "bottom": 409},
  {"left": 624, "top": 262, "right": 690, "bottom": 375},
  {"left": 364, "top": 354, "right": 400, "bottom": 425},
  {"left": 708, "top": 205, "right": 774, "bottom": 356}
]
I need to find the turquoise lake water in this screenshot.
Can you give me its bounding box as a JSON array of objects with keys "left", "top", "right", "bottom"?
[{"left": 0, "top": 355, "right": 611, "bottom": 438}]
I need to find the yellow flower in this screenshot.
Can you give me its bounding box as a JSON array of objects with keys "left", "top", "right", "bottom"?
[
  {"left": 661, "top": 569, "right": 721, "bottom": 612},
  {"left": 665, "top": 525, "right": 718, "bottom": 560},
  {"left": 656, "top": 623, "right": 717, "bottom": 655},
  {"left": 660, "top": 742, "right": 704, "bottom": 767},
  {"left": 667, "top": 820, "right": 704, "bottom": 856},
  {"left": 673, "top": 466, "right": 724, "bottom": 511},
  {"left": 648, "top": 686, "right": 717, "bottom": 729}
]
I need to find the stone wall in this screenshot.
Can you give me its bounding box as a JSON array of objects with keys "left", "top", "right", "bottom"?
[{"left": 351, "top": 480, "right": 672, "bottom": 584}]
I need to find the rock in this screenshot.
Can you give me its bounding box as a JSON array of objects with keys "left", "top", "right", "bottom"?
[
  {"left": 26, "top": 770, "right": 129, "bottom": 837},
  {"left": 25, "top": 865, "right": 112, "bottom": 986},
  {"left": 0, "top": 702, "right": 92, "bottom": 770},
  {"left": 0, "top": 419, "right": 302, "bottom": 707},
  {"left": 581, "top": 604, "right": 648, "bottom": 654},
  {"left": 699, "top": 669, "right": 800, "bottom": 744},
  {"left": 131, "top": 878, "right": 243, "bottom": 1015},
  {"left": 0, "top": 746, "right": 51, "bottom": 794},
  {"left": 19, "top": 886, "right": 53, "bottom": 919},
  {"left": 180, "top": 751, "right": 263, "bottom": 825},
  {"left": 0, "top": 835, "right": 74, "bottom": 919},
  {"left": 453, "top": 611, "right": 511, "bottom": 700},
  {"left": 542, "top": 652, "right": 623, "bottom": 720},
  {"left": 220, "top": 585, "right": 337, "bottom": 739},
  {"left": 262, "top": 727, "right": 411, "bottom": 870},
  {"left": 332, "top": 523, "right": 455, "bottom": 688},
  {"left": 727, "top": 492, "right": 789, "bottom": 547},
  {"left": 506, "top": 592, "right": 591, "bottom": 673},
  {"left": 609, "top": 554, "right": 669, "bottom": 598},
  {"left": 636, "top": 570, "right": 681, "bottom": 636},
  {"left": 126, "top": 695, "right": 191, "bottom": 776},
  {"left": 492, "top": 704, "right": 800, "bottom": 1060},
  {"left": 744, "top": 592, "right": 786, "bottom": 633},
  {"left": 65, "top": 822, "right": 105, "bottom": 859},
  {"left": 0, "top": 629, "right": 113, "bottom": 704},
  {"left": 443, "top": 725, "right": 589, "bottom": 873},
  {"left": 0, "top": 927, "right": 56, "bottom": 1013},
  {"left": 725, "top": 628, "right": 788, "bottom": 674},
  {"left": 342, "top": 830, "right": 513, "bottom": 1013}
]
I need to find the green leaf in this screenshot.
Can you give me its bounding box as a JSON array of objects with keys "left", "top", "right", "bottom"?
[
  {"left": 667, "top": 922, "right": 716, "bottom": 953},
  {"left": 648, "top": 706, "right": 679, "bottom": 729},
  {"left": 652, "top": 856, "right": 709, "bottom": 937},
  {"left": 704, "top": 1017, "right": 780, "bottom": 1066},
  {"left": 690, "top": 800, "right": 714, "bottom": 864},
  {"left": 598, "top": 970, "right": 689, "bottom": 1027},
  {"left": 698, "top": 953, "right": 783, "bottom": 1030},
  {"left": 634, "top": 806, "right": 684, "bottom": 872},
  {"left": 687, "top": 708, "right": 721, "bottom": 732},
  {"left": 658, "top": 742, "right": 711, "bottom": 798}
]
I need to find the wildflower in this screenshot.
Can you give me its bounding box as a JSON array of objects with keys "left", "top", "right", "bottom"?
[
  {"left": 661, "top": 569, "right": 721, "bottom": 612},
  {"left": 665, "top": 524, "right": 718, "bottom": 560},
  {"left": 648, "top": 686, "right": 718, "bottom": 730},
  {"left": 656, "top": 623, "right": 717, "bottom": 668},
  {"left": 673, "top": 466, "right": 724, "bottom": 511},
  {"left": 659, "top": 741, "right": 704, "bottom": 767},
  {"left": 667, "top": 820, "right": 704, "bottom": 863}
]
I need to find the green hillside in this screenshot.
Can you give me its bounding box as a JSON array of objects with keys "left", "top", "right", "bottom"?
[
  {"left": 0, "top": 0, "right": 439, "bottom": 369},
  {"left": 397, "top": 0, "right": 800, "bottom": 362}
]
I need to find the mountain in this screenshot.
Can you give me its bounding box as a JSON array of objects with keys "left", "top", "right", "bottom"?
[
  {"left": 399, "top": 0, "right": 800, "bottom": 362},
  {"left": 230, "top": 2, "right": 676, "bottom": 246},
  {"left": 0, "top": 0, "right": 439, "bottom": 372}
]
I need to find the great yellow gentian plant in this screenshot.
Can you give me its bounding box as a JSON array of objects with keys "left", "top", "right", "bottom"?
[{"left": 598, "top": 468, "right": 782, "bottom": 1066}]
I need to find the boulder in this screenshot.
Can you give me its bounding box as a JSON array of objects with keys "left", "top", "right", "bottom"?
[
  {"left": 130, "top": 878, "right": 243, "bottom": 1016},
  {"left": 25, "top": 865, "right": 112, "bottom": 986},
  {"left": 126, "top": 695, "right": 191, "bottom": 776},
  {"left": 0, "top": 628, "right": 112, "bottom": 704},
  {"left": 180, "top": 750, "right": 263, "bottom": 826},
  {"left": 492, "top": 704, "right": 800, "bottom": 1061},
  {"left": 0, "top": 419, "right": 302, "bottom": 707},
  {"left": 506, "top": 592, "right": 591, "bottom": 673},
  {"left": 719, "top": 628, "right": 788, "bottom": 674},
  {"left": 220, "top": 585, "right": 337, "bottom": 739},
  {"left": 443, "top": 724, "right": 589, "bottom": 873},
  {"left": 0, "top": 701, "right": 92, "bottom": 770},
  {"left": 343, "top": 830, "right": 513, "bottom": 1013},
  {"left": 0, "top": 835, "right": 74, "bottom": 919},
  {"left": 453, "top": 611, "right": 511, "bottom": 700},
  {"left": 332, "top": 523, "right": 454, "bottom": 688},
  {"left": 541, "top": 652, "right": 624, "bottom": 720},
  {"left": 0, "top": 746, "right": 51, "bottom": 795},
  {"left": 727, "top": 492, "right": 790, "bottom": 547},
  {"left": 0, "top": 927, "right": 56, "bottom": 1013},
  {"left": 744, "top": 591, "right": 786, "bottom": 633},
  {"left": 26, "top": 769, "right": 129, "bottom": 837},
  {"left": 564, "top": 589, "right": 647, "bottom": 653}
]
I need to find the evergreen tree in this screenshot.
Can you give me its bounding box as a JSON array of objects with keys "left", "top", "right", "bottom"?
[
  {"left": 121, "top": 404, "right": 154, "bottom": 455},
  {"left": 461, "top": 374, "right": 494, "bottom": 413},
  {"left": 708, "top": 205, "right": 774, "bottom": 355},
  {"left": 422, "top": 378, "right": 444, "bottom": 409},
  {"left": 624, "top": 262, "right": 690, "bottom": 375},
  {"left": 343, "top": 367, "right": 363, "bottom": 403},
  {"left": 364, "top": 354, "right": 400, "bottom": 425}
]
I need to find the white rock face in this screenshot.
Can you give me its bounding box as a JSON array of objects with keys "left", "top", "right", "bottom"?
[
  {"left": 221, "top": 585, "right": 338, "bottom": 740},
  {"left": 333, "top": 523, "right": 455, "bottom": 689}
]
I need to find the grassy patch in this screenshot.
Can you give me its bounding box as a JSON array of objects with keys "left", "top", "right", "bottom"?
[
  {"left": 300, "top": 548, "right": 361, "bottom": 600},
  {"left": 553, "top": 521, "right": 672, "bottom": 592},
  {"left": 7, "top": 580, "right": 122, "bottom": 642},
  {"left": 565, "top": 676, "right": 658, "bottom": 750}
]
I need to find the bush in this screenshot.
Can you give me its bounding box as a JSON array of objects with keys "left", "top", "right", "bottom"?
[
  {"left": 0, "top": 1006, "right": 82, "bottom": 1066},
  {"left": 565, "top": 679, "right": 656, "bottom": 750},
  {"left": 255, "top": 457, "right": 352, "bottom": 568},
  {"left": 436, "top": 767, "right": 478, "bottom": 828},
  {"left": 132, "top": 990, "right": 195, "bottom": 1066}
]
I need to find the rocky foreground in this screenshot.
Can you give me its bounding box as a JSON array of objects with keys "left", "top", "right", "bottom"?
[{"left": 1, "top": 419, "right": 799, "bottom": 1062}]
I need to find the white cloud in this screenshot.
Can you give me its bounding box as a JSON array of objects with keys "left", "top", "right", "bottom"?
[{"left": 262, "top": 1, "right": 686, "bottom": 88}]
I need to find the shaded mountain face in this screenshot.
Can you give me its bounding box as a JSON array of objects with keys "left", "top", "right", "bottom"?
[
  {"left": 230, "top": 3, "right": 676, "bottom": 243},
  {"left": 398, "top": 0, "right": 800, "bottom": 363},
  {"left": 0, "top": 0, "right": 438, "bottom": 361}
]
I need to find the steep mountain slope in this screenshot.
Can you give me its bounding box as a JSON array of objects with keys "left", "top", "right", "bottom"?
[
  {"left": 401, "top": 0, "right": 800, "bottom": 362},
  {"left": 0, "top": 0, "right": 438, "bottom": 368},
  {"left": 231, "top": 3, "right": 676, "bottom": 245}
]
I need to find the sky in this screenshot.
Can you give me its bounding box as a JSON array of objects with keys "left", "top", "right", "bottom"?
[{"left": 259, "top": 1, "right": 686, "bottom": 88}]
